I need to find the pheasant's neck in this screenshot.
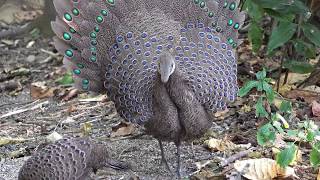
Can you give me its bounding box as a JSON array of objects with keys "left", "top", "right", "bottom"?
[{"left": 165, "top": 70, "right": 195, "bottom": 107}]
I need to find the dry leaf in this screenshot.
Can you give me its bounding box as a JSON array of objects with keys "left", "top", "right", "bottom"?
[
  {"left": 14, "top": 10, "right": 43, "bottom": 22},
  {"left": 46, "top": 131, "right": 63, "bottom": 143},
  {"left": 81, "top": 122, "right": 93, "bottom": 136},
  {"left": 234, "top": 158, "right": 298, "bottom": 180},
  {"left": 30, "top": 82, "right": 56, "bottom": 99},
  {"left": 286, "top": 89, "right": 320, "bottom": 104},
  {"left": 204, "top": 138, "right": 237, "bottom": 152},
  {"left": 317, "top": 168, "right": 320, "bottom": 180},
  {"left": 239, "top": 105, "right": 252, "bottom": 114},
  {"left": 278, "top": 84, "right": 294, "bottom": 96},
  {"left": 0, "top": 137, "right": 28, "bottom": 146},
  {"left": 111, "top": 122, "right": 136, "bottom": 138},
  {"left": 62, "top": 88, "right": 79, "bottom": 101},
  {"left": 312, "top": 101, "right": 320, "bottom": 117}
]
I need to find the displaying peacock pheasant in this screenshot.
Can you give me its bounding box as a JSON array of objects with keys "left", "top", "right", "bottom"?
[
  {"left": 18, "top": 137, "right": 126, "bottom": 180},
  {"left": 51, "top": 0, "right": 244, "bottom": 177}
]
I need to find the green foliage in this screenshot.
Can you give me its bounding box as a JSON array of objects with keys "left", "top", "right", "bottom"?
[
  {"left": 267, "top": 21, "right": 297, "bottom": 55},
  {"left": 56, "top": 71, "right": 74, "bottom": 85},
  {"left": 302, "top": 23, "right": 320, "bottom": 47},
  {"left": 310, "top": 142, "right": 320, "bottom": 166},
  {"left": 276, "top": 144, "right": 297, "bottom": 167},
  {"left": 279, "top": 100, "right": 292, "bottom": 114},
  {"left": 257, "top": 123, "right": 276, "bottom": 146},
  {"left": 248, "top": 21, "right": 263, "bottom": 52},
  {"left": 283, "top": 60, "right": 315, "bottom": 74},
  {"left": 243, "top": 0, "right": 318, "bottom": 74},
  {"left": 255, "top": 97, "right": 269, "bottom": 118},
  {"left": 239, "top": 69, "right": 320, "bottom": 168}
]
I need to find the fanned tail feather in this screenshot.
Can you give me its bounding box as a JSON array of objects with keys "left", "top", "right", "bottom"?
[{"left": 51, "top": 0, "right": 245, "bottom": 122}]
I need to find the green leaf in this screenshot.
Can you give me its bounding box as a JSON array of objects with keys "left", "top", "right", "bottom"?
[
  {"left": 267, "top": 21, "right": 297, "bottom": 55},
  {"left": 256, "top": 68, "right": 267, "bottom": 80},
  {"left": 238, "top": 80, "right": 259, "bottom": 97},
  {"left": 249, "top": 21, "right": 263, "bottom": 53},
  {"left": 310, "top": 142, "right": 320, "bottom": 167},
  {"left": 276, "top": 144, "right": 297, "bottom": 168},
  {"left": 257, "top": 123, "right": 276, "bottom": 146},
  {"left": 252, "top": 0, "right": 293, "bottom": 9},
  {"left": 262, "top": 81, "right": 275, "bottom": 103},
  {"left": 244, "top": 0, "right": 264, "bottom": 22},
  {"left": 256, "top": 97, "right": 269, "bottom": 118},
  {"left": 283, "top": 60, "right": 315, "bottom": 74},
  {"left": 265, "top": 9, "right": 295, "bottom": 22},
  {"left": 292, "top": 39, "right": 317, "bottom": 58},
  {"left": 273, "top": 121, "right": 285, "bottom": 134},
  {"left": 306, "top": 130, "right": 315, "bottom": 142},
  {"left": 287, "top": 130, "right": 299, "bottom": 137},
  {"left": 56, "top": 72, "right": 74, "bottom": 85},
  {"left": 279, "top": 100, "right": 292, "bottom": 113},
  {"left": 302, "top": 23, "right": 320, "bottom": 47}
]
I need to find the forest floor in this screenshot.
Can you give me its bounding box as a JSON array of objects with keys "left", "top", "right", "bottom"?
[{"left": 0, "top": 34, "right": 319, "bottom": 180}]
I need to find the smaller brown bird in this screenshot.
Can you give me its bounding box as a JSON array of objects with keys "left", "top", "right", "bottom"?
[{"left": 18, "top": 137, "right": 127, "bottom": 180}]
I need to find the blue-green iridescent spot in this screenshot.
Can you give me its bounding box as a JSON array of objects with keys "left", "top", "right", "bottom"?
[
  {"left": 216, "top": 26, "right": 222, "bottom": 32},
  {"left": 199, "top": 1, "right": 205, "bottom": 8},
  {"left": 234, "top": 23, "right": 240, "bottom": 29},
  {"left": 194, "top": 0, "right": 200, "bottom": 4},
  {"left": 69, "top": 27, "right": 76, "bottom": 33},
  {"left": 73, "top": 69, "right": 81, "bottom": 75},
  {"left": 63, "top": 32, "right": 71, "bottom": 40},
  {"left": 91, "top": 40, "right": 97, "bottom": 46},
  {"left": 223, "top": 1, "right": 228, "bottom": 8},
  {"left": 64, "top": 13, "right": 72, "bottom": 21},
  {"left": 90, "top": 32, "right": 97, "bottom": 38},
  {"left": 82, "top": 85, "right": 89, "bottom": 90},
  {"left": 65, "top": 49, "right": 73, "bottom": 57},
  {"left": 90, "top": 47, "right": 96, "bottom": 52},
  {"left": 101, "top": 10, "right": 108, "bottom": 16},
  {"left": 77, "top": 63, "right": 84, "bottom": 69},
  {"left": 90, "top": 56, "right": 97, "bottom": 62},
  {"left": 208, "top": 12, "right": 214, "bottom": 18},
  {"left": 227, "top": 19, "right": 233, "bottom": 26},
  {"left": 232, "top": 43, "right": 237, "bottom": 48},
  {"left": 94, "top": 26, "right": 100, "bottom": 32},
  {"left": 82, "top": 79, "right": 89, "bottom": 85},
  {"left": 107, "top": 0, "right": 115, "bottom": 5},
  {"left": 96, "top": 16, "right": 104, "bottom": 23},
  {"left": 229, "top": 2, "right": 236, "bottom": 10},
  {"left": 227, "top": 38, "right": 234, "bottom": 44},
  {"left": 72, "top": 8, "right": 79, "bottom": 16}
]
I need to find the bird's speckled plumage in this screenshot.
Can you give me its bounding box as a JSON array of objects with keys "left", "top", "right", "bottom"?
[
  {"left": 51, "top": 0, "right": 244, "bottom": 177},
  {"left": 18, "top": 137, "right": 123, "bottom": 180}
]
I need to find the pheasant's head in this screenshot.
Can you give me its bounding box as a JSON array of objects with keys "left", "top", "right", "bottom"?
[{"left": 158, "top": 52, "right": 175, "bottom": 83}]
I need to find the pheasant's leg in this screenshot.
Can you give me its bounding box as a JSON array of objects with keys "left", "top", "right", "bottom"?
[
  {"left": 157, "top": 139, "right": 172, "bottom": 174},
  {"left": 175, "top": 142, "right": 181, "bottom": 178}
]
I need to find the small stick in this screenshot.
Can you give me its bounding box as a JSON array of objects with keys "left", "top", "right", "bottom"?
[
  {"left": 220, "top": 147, "right": 257, "bottom": 168},
  {"left": 0, "top": 101, "right": 49, "bottom": 119}
]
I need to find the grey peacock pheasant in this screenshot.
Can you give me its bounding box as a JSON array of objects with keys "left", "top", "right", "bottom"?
[
  {"left": 18, "top": 137, "right": 126, "bottom": 180},
  {"left": 51, "top": 0, "right": 244, "bottom": 177}
]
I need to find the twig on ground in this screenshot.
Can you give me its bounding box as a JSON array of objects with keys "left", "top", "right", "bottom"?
[
  {"left": 0, "top": 101, "right": 49, "bottom": 119},
  {"left": 220, "top": 147, "right": 257, "bottom": 168}
]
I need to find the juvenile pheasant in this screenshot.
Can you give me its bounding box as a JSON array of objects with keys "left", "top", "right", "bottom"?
[
  {"left": 51, "top": 0, "right": 244, "bottom": 177},
  {"left": 18, "top": 137, "right": 126, "bottom": 180}
]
